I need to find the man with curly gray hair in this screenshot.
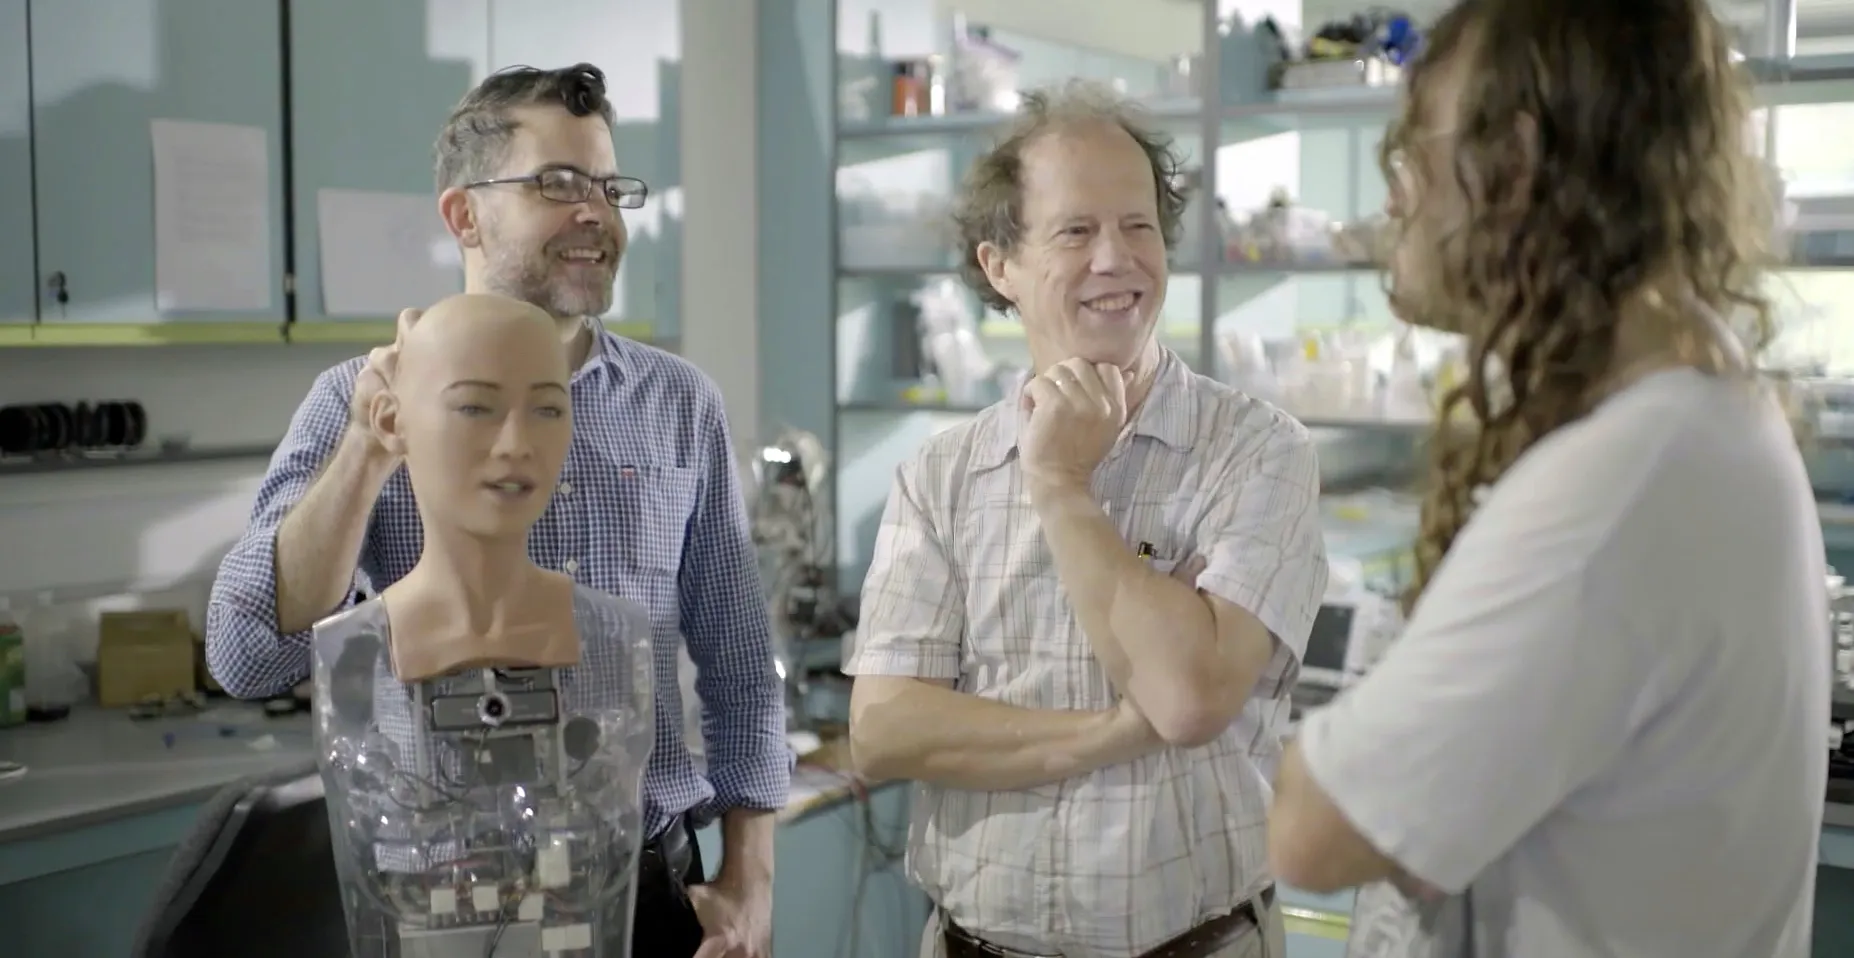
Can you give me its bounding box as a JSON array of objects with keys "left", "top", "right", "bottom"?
[{"left": 845, "top": 80, "right": 1330, "bottom": 958}]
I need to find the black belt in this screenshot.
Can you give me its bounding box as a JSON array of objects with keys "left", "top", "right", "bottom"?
[
  {"left": 639, "top": 817, "right": 695, "bottom": 887},
  {"left": 944, "top": 886, "right": 1276, "bottom": 958}
]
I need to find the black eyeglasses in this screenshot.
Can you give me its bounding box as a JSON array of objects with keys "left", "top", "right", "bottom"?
[{"left": 466, "top": 168, "right": 649, "bottom": 210}]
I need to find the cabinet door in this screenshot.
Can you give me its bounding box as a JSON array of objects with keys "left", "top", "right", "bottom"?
[
  {"left": 288, "top": 0, "right": 487, "bottom": 324},
  {"left": 29, "top": 0, "right": 286, "bottom": 323},
  {"left": 0, "top": 0, "right": 33, "bottom": 324}
]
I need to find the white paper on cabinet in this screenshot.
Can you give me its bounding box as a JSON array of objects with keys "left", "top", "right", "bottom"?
[
  {"left": 315, "top": 188, "right": 462, "bottom": 317},
  {"left": 150, "top": 119, "right": 275, "bottom": 312}
]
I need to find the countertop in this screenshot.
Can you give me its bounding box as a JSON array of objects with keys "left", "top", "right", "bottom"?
[
  {"left": 0, "top": 706, "right": 312, "bottom": 843},
  {"left": 0, "top": 706, "right": 872, "bottom": 846}
]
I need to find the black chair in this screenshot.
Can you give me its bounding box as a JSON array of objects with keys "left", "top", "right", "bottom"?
[{"left": 131, "top": 758, "right": 350, "bottom": 958}]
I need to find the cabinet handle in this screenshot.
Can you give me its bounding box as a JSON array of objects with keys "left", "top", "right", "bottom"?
[{"left": 45, "top": 271, "right": 69, "bottom": 307}]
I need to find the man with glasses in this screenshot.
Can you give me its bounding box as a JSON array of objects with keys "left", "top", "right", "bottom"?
[{"left": 204, "top": 63, "right": 788, "bottom": 958}]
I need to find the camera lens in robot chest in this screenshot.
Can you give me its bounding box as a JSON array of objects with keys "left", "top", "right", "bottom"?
[
  {"left": 476, "top": 691, "right": 512, "bottom": 726},
  {"left": 427, "top": 687, "right": 557, "bottom": 730}
]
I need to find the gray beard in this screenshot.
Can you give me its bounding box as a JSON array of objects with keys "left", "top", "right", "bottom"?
[{"left": 483, "top": 250, "right": 614, "bottom": 319}]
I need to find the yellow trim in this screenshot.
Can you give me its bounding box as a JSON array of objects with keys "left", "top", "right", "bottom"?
[
  {"left": 285, "top": 320, "right": 394, "bottom": 344},
  {"left": 19, "top": 322, "right": 283, "bottom": 346},
  {"left": 1281, "top": 906, "right": 1352, "bottom": 941},
  {"left": 289, "top": 318, "right": 657, "bottom": 345},
  {"left": 0, "top": 319, "right": 657, "bottom": 348}
]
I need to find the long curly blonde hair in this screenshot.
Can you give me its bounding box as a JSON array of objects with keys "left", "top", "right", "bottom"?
[{"left": 1391, "top": 0, "right": 1778, "bottom": 615}]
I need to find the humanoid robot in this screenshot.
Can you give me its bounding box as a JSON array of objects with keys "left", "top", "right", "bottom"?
[{"left": 311, "top": 294, "right": 655, "bottom": 958}]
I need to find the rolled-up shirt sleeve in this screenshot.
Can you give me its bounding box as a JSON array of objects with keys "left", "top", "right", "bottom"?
[
  {"left": 1193, "top": 416, "right": 1329, "bottom": 697},
  {"left": 843, "top": 456, "right": 963, "bottom": 682},
  {"left": 204, "top": 361, "right": 364, "bottom": 699},
  {"left": 680, "top": 393, "right": 794, "bottom": 820}
]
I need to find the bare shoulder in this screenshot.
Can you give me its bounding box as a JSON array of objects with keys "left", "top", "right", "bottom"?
[{"left": 530, "top": 567, "right": 578, "bottom": 604}]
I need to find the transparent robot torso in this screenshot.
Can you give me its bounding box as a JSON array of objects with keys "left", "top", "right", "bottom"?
[{"left": 312, "top": 586, "right": 655, "bottom": 958}]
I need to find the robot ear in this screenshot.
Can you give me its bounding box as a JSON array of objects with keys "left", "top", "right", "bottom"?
[{"left": 369, "top": 391, "right": 407, "bottom": 457}]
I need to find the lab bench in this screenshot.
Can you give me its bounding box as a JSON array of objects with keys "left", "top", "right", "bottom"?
[
  {"left": 0, "top": 707, "right": 928, "bottom": 958},
  {"left": 5, "top": 707, "right": 1851, "bottom": 957}
]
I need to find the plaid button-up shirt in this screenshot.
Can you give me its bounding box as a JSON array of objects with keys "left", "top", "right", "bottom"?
[{"left": 848, "top": 350, "right": 1329, "bottom": 958}]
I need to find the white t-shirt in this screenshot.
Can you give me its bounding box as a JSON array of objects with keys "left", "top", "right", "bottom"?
[{"left": 1299, "top": 368, "right": 1829, "bottom": 958}]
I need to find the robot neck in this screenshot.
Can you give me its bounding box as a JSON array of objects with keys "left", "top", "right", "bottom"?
[
  {"left": 382, "top": 529, "right": 580, "bottom": 681},
  {"left": 414, "top": 523, "right": 534, "bottom": 599}
]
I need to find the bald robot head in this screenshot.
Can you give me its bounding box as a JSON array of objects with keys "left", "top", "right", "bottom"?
[
  {"left": 370, "top": 293, "right": 575, "bottom": 536},
  {"left": 391, "top": 293, "right": 565, "bottom": 396}
]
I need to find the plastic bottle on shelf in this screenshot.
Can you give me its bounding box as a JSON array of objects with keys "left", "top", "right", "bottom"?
[
  {"left": 0, "top": 597, "right": 24, "bottom": 726},
  {"left": 22, "top": 591, "right": 82, "bottom": 720}
]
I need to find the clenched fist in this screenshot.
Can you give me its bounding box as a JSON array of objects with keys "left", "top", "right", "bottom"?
[{"left": 1019, "top": 358, "right": 1129, "bottom": 490}]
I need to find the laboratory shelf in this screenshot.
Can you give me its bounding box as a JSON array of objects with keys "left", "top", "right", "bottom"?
[
  {"left": 838, "top": 96, "right": 1201, "bottom": 140},
  {"left": 0, "top": 320, "right": 655, "bottom": 349},
  {"left": 0, "top": 444, "right": 278, "bottom": 477}
]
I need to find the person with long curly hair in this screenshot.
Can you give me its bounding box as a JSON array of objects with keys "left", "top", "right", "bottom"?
[{"left": 1263, "top": 0, "right": 1829, "bottom": 955}]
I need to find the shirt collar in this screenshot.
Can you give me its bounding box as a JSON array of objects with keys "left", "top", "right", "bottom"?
[
  {"left": 973, "top": 347, "right": 1197, "bottom": 471},
  {"left": 571, "top": 315, "right": 624, "bottom": 386}
]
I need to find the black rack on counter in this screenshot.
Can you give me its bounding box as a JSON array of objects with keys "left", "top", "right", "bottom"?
[{"left": 0, "top": 443, "right": 278, "bottom": 477}]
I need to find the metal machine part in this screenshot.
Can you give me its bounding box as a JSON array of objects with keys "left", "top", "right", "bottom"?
[
  {"left": 750, "top": 429, "right": 852, "bottom": 731},
  {"left": 1826, "top": 571, "right": 1854, "bottom": 805},
  {"left": 311, "top": 590, "right": 655, "bottom": 958}
]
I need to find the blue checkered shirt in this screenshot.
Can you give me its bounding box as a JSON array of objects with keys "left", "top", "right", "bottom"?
[{"left": 205, "top": 325, "right": 793, "bottom": 837}]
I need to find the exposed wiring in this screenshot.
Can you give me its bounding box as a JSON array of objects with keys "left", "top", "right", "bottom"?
[
  {"left": 481, "top": 913, "right": 510, "bottom": 957},
  {"left": 828, "top": 777, "right": 910, "bottom": 958}
]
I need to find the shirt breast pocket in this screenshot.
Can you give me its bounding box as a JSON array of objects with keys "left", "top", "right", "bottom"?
[
  {"left": 608, "top": 464, "right": 701, "bottom": 581},
  {"left": 1118, "top": 492, "right": 1193, "bottom": 581}
]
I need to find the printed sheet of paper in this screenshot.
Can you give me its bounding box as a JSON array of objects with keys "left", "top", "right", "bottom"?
[
  {"left": 150, "top": 119, "right": 275, "bottom": 312},
  {"left": 316, "top": 188, "right": 461, "bottom": 317}
]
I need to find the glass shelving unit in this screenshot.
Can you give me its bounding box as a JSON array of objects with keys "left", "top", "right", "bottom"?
[{"left": 828, "top": 0, "right": 1854, "bottom": 585}]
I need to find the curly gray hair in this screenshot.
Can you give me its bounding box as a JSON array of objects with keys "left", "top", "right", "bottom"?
[{"left": 949, "top": 80, "right": 1189, "bottom": 313}]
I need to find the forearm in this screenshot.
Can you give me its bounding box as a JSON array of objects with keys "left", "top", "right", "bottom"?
[
  {"left": 849, "top": 677, "right": 1152, "bottom": 791},
  {"left": 1031, "top": 481, "right": 1226, "bottom": 719},
  {"left": 1270, "top": 740, "right": 1403, "bottom": 893},
  {"left": 273, "top": 430, "right": 396, "bottom": 633},
  {"left": 715, "top": 808, "right": 776, "bottom": 889}
]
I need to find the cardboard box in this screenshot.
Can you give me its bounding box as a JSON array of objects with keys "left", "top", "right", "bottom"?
[
  {"left": 97, "top": 610, "right": 196, "bottom": 707},
  {"left": 193, "top": 629, "right": 221, "bottom": 693}
]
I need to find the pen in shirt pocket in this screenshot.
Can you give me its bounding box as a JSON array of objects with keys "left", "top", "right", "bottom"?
[
  {"left": 1137, "top": 541, "right": 1180, "bottom": 576},
  {"left": 1140, "top": 544, "right": 1207, "bottom": 587}
]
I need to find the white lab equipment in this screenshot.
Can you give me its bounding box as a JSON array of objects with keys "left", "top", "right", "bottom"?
[
  {"left": 751, "top": 428, "right": 844, "bottom": 733},
  {"left": 311, "top": 589, "right": 655, "bottom": 958},
  {"left": 915, "top": 276, "right": 1001, "bottom": 406},
  {"left": 1297, "top": 555, "right": 1403, "bottom": 692}
]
